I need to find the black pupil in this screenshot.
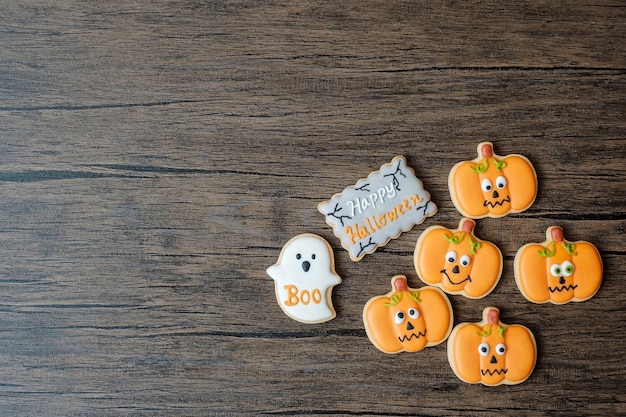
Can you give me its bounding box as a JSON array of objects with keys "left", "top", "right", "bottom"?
[
  {"left": 448, "top": 257, "right": 454, "bottom": 262},
  {"left": 296, "top": 254, "right": 301, "bottom": 260},
  {"left": 311, "top": 254, "right": 316, "bottom": 260},
  {"left": 486, "top": 185, "right": 491, "bottom": 190},
  {"left": 397, "top": 312, "right": 404, "bottom": 319},
  {"left": 481, "top": 347, "right": 487, "bottom": 353}
]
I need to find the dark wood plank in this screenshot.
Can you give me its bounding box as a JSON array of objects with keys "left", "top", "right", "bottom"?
[{"left": 0, "top": 1, "right": 624, "bottom": 415}]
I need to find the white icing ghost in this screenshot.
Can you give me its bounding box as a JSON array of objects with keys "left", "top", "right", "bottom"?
[{"left": 266, "top": 234, "right": 342, "bottom": 324}]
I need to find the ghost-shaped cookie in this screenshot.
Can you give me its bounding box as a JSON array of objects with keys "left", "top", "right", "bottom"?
[{"left": 266, "top": 234, "right": 342, "bottom": 324}]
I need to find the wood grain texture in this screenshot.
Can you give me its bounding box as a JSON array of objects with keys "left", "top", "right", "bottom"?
[{"left": 1, "top": 1, "right": 624, "bottom": 416}]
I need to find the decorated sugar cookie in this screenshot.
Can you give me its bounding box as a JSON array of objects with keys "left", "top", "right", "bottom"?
[
  {"left": 514, "top": 226, "right": 602, "bottom": 304},
  {"left": 266, "top": 234, "right": 342, "bottom": 324},
  {"left": 414, "top": 218, "right": 502, "bottom": 299},
  {"left": 447, "top": 307, "right": 537, "bottom": 386},
  {"left": 363, "top": 275, "right": 453, "bottom": 354},
  {"left": 448, "top": 142, "right": 537, "bottom": 219},
  {"left": 318, "top": 156, "right": 437, "bottom": 261}
]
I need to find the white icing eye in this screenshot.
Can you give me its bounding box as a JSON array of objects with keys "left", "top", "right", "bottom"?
[
  {"left": 481, "top": 178, "right": 493, "bottom": 192},
  {"left": 478, "top": 342, "right": 490, "bottom": 356},
  {"left": 460, "top": 255, "right": 471, "bottom": 267},
  {"left": 550, "top": 263, "right": 562, "bottom": 277},
  {"left": 394, "top": 311, "right": 406, "bottom": 324},
  {"left": 496, "top": 176, "right": 507, "bottom": 189},
  {"left": 495, "top": 343, "right": 506, "bottom": 355},
  {"left": 562, "top": 260, "right": 575, "bottom": 277},
  {"left": 446, "top": 251, "right": 457, "bottom": 263},
  {"left": 408, "top": 308, "right": 419, "bottom": 320}
]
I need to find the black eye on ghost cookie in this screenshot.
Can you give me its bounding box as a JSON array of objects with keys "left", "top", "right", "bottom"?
[{"left": 296, "top": 254, "right": 301, "bottom": 260}]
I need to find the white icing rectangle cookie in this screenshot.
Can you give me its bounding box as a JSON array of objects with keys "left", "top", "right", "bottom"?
[{"left": 318, "top": 156, "right": 437, "bottom": 261}]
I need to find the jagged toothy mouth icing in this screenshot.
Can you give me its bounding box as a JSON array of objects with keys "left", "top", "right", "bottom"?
[
  {"left": 548, "top": 284, "right": 578, "bottom": 293},
  {"left": 481, "top": 368, "right": 508, "bottom": 376},
  {"left": 483, "top": 195, "right": 511, "bottom": 208},
  {"left": 398, "top": 330, "right": 426, "bottom": 343}
]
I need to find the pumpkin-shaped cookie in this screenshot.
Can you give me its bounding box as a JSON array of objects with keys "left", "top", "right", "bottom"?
[
  {"left": 514, "top": 226, "right": 602, "bottom": 304},
  {"left": 414, "top": 218, "right": 502, "bottom": 299},
  {"left": 448, "top": 142, "right": 537, "bottom": 218},
  {"left": 448, "top": 307, "right": 537, "bottom": 386},
  {"left": 363, "top": 275, "right": 453, "bottom": 354}
]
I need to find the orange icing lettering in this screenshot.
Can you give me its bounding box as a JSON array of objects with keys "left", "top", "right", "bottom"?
[
  {"left": 344, "top": 194, "right": 425, "bottom": 244},
  {"left": 284, "top": 285, "right": 300, "bottom": 306},
  {"left": 283, "top": 285, "right": 322, "bottom": 307}
]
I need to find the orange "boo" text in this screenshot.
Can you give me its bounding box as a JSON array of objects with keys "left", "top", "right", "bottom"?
[{"left": 283, "top": 285, "right": 322, "bottom": 306}]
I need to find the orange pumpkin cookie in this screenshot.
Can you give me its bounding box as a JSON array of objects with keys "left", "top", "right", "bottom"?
[
  {"left": 447, "top": 307, "right": 537, "bottom": 386},
  {"left": 363, "top": 275, "right": 453, "bottom": 354},
  {"left": 448, "top": 142, "right": 537, "bottom": 219},
  {"left": 514, "top": 226, "right": 602, "bottom": 304},
  {"left": 414, "top": 218, "right": 502, "bottom": 299}
]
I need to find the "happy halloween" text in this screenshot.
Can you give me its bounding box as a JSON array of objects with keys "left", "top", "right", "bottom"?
[
  {"left": 346, "top": 182, "right": 397, "bottom": 217},
  {"left": 344, "top": 194, "right": 424, "bottom": 244}
]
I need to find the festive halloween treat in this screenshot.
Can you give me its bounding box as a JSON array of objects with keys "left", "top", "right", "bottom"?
[
  {"left": 414, "top": 218, "right": 502, "bottom": 299},
  {"left": 448, "top": 142, "right": 537, "bottom": 218},
  {"left": 514, "top": 226, "right": 602, "bottom": 304},
  {"left": 363, "top": 275, "right": 453, "bottom": 354},
  {"left": 266, "top": 234, "right": 342, "bottom": 323},
  {"left": 447, "top": 307, "right": 537, "bottom": 386},
  {"left": 318, "top": 156, "right": 437, "bottom": 261}
]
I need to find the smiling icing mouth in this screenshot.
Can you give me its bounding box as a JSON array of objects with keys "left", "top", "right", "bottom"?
[
  {"left": 398, "top": 330, "right": 426, "bottom": 343},
  {"left": 441, "top": 269, "right": 472, "bottom": 286},
  {"left": 483, "top": 196, "right": 511, "bottom": 208}
]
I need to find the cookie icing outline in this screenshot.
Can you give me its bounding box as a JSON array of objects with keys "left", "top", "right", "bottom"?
[
  {"left": 318, "top": 156, "right": 437, "bottom": 261},
  {"left": 267, "top": 233, "right": 342, "bottom": 324}
]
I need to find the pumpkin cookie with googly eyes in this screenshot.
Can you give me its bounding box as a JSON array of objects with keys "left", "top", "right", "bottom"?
[
  {"left": 514, "top": 226, "right": 603, "bottom": 304},
  {"left": 414, "top": 218, "right": 503, "bottom": 299},
  {"left": 363, "top": 275, "right": 453, "bottom": 354},
  {"left": 447, "top": 307, "right": 537, "bottom": 386},
  {"left": 448, "top": 142, "right": 538, "bottom": 219}
]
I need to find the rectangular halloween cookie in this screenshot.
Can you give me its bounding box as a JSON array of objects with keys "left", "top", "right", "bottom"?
[{"left": 318, "top": 156, "right": 437, "bottom": 261}]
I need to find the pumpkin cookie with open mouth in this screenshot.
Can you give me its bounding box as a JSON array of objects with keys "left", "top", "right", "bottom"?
[
  {"left": 514, "top": 226, "right": 603, "bottom": 304},
  {"left": 448, "top": 142, "right": 537, "bottom": 219},
  {"left": 447, "top": 307, "right": 537, "bottom": 386},
  {"left": 363, "top": 275, "right": 453, "bottom": 354}
]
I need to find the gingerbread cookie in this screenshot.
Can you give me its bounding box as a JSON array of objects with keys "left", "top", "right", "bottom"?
[
  {"left": 266, "top": 234, "right": 342, "bottom": 323},
  {"left": 318, "top": 156, "right": 437, "bottom": 261},
  {"left": 514, "top": 226, "right": 602, "bottom": 304},
  {"left": 447, "top": 307, "right": 537, "bottom": 386},
  {"left": 363, "top": 275, "right": 453, "bottom": 354},
  {"left": 448, "top": 142, "right": 537, "bottom": 219},
  {"left": 414, "top": 218, "right": 502, "bottom": 299}
]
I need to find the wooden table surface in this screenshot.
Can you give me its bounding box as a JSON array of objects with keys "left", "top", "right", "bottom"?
[{"left": 2, "top": 1, "right": 625, "bottom": 416}]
